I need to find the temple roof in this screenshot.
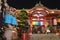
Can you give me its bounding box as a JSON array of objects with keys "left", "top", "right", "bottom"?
[{"left": 35, "top": 1, "right": 44, "bottom": 7}]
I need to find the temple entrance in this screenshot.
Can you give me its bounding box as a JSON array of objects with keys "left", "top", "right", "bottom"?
[
  {"left": 29, "top": 10, "right": 47, "bottom": 34},
  {"left": 32, "top": 17, "right": 45, "bottom": 34}
]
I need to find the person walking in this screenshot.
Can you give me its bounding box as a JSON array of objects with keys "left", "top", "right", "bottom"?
[{"left": 4, "top": 7, "right": 18, "bottom": 40}]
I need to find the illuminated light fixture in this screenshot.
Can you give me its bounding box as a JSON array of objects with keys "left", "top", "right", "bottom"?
[
  {"left": 36, "top": 8, "right": 43, "bottom": 10},
  {"left": 39, "top": 14, "right": 44, "bottom": 16},
  {"left": 32, "top": 21, "right": 38, "bottom": 25},
  {"left": 46, "top": 10, "right": 49, "bottom": 14},
  {"left": 37, "top": 11, "right": 41, "bottom": 13},
  {"left": 40, "top": 18, "right": 44, "bottom": 20},
  {"left": 0, "top": 6, "right": 1, "bottom": 10},
  {"left": 32, "top": 18, "right": 38, "bottom": 20},
  {"left": 51, "top": 10, "right": 54, "bottom": 13},
  {"left": 33, "top": 14, "right": 38, "bottom": 16},
  {"left": 32, "top": 21, "right": 44, "bottom": 26},
  {"left": 31, "top": 11, "right": 33, "bottom": 13}
]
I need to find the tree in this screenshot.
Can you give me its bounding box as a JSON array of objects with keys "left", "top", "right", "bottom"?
[{"left": 17, "top": 9, "right": 29, "bottom": 33}]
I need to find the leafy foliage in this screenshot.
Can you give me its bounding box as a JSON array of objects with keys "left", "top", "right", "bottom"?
[{"left": 17, "top": 9, "right": 29, "bottom": 32}]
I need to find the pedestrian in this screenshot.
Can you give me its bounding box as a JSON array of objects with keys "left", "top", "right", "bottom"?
[{"left": 4, "top": 7, "right": 18, "bottom": 40}]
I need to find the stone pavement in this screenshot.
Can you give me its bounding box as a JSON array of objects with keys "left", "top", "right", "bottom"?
[{"left": 29, "top": 34, "right": 60, "bottom": 40}]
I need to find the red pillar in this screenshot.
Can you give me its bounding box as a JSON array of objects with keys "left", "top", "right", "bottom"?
[
  {"left": 50, "top": 17, "right": 52, "bottom": 26},
  {"left": 28, "top": 25, "right": 32, "bottom": 36},
  {"left": 44, "top": 17, "right": 47, "bottom": 33},
  {"left": 28, "top": 16, "right": 32, "bottom": 36},
  {"left": 22, "top": 33, "right": 28, "bottom": 40}
]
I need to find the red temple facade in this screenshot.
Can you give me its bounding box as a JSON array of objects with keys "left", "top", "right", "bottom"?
[{"left": 26, "top": 3, "right": 60, "bottom": 34}]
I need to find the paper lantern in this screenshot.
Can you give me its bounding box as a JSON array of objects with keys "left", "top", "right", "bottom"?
[
  {"left": 32, "top": 21, "right": 40, "bottom": 25},
  {"left": 32, "top": 21, "right": 38, "bottom": 25},
  {"left": 38, "top": 22, "right": 40, "bottom": 25},
  {"left": 32, "top": 21, "right": 44, "bottom": 26}
]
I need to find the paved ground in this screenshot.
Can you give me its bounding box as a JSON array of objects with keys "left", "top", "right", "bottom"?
[
  {"left": 29, "top": 34, "right": 60, "bottom": 40},
  {"left": 0, "top": 33, "right": 60, "bottom": 40}
]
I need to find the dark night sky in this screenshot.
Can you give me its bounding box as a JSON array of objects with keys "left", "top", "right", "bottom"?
[{"left": 7, "top": 0, "right": 60, "bottom": 9}]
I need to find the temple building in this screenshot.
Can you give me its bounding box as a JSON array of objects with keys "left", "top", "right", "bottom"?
[{"left": 21, "top": 2, "right": 60, "bottom": 33}]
